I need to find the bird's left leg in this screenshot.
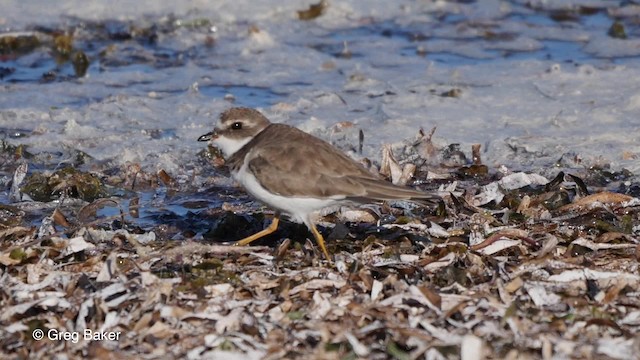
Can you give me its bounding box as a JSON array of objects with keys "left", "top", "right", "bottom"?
[{"left": 304, "top": 217, "right": 331, "bottom": 261}]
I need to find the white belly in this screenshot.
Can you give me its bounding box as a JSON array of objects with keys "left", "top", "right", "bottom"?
[{"left": 232, "top": 161, "right": 342, "bottom": 224}]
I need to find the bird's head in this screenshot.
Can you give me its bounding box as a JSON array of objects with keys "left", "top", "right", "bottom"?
[{"left": 198, "top": 107, "right": 271, "bottom": 158}]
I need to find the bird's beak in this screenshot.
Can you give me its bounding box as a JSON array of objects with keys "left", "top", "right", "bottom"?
[{"left": 198, "top": 130, "right": 217, "bottom": 142}]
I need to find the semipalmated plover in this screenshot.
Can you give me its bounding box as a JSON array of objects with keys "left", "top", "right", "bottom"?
[{"left": 198, "top": 107, "right": 439, "bottom": 260}]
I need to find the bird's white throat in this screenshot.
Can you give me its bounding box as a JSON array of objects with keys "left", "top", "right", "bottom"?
[{"left": 213, "top": 135, "right": 252, "bottom": 158}]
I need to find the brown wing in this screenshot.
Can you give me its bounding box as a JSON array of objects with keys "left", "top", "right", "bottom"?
[{"left": 246, "top": 124, "right": 438, "bottom": 203}]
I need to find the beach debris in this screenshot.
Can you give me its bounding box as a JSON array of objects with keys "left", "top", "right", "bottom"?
[{"left": 297, "top": 0, "right": 328, "bottom": 21}]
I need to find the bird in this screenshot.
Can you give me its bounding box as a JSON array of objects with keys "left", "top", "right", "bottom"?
[{"left": 198, "top": 107, "right": 439, "bottom": 261}]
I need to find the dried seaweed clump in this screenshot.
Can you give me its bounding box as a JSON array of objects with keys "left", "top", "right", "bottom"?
[{"left": 21, "top": 167, "right": 107, "bottom": 202}]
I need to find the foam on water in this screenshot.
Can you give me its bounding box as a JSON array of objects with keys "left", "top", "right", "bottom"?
[{"left": 1, "top": 0, "right": 639, "bottom": 177}]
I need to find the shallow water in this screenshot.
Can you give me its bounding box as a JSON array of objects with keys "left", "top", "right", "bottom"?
[{"left": 2, "top": 0, "right": 640, "bottom": 233}]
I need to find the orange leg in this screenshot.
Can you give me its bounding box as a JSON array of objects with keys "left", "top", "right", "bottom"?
[
  {"left": 235, "top": 216, "right": 280, "bottom": 246},
  {"left": 308, "top": 223, "right": 331, "bottom": 261},
  {"left": 236, "top": 214, "right": 332, "bottom": 262}
]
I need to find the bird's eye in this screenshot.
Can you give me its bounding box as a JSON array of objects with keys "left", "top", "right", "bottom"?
[{"left": 232, "top": 122, "right": 242, "bottom": 130}]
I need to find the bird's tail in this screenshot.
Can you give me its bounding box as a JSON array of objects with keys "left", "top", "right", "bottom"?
[{"left": 347, "top": 177, "right": 441, "bottom": 206}]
